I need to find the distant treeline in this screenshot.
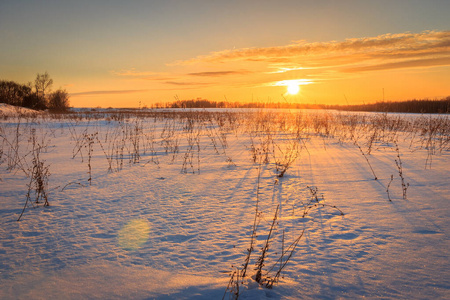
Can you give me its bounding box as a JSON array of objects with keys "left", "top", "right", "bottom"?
[
  {"left": 328, "top": 97, "right": 450, "bottom": 114},
  {"left": 153, "top": 99, "right": 326, "bottom": 110},
  {"left": 153, "top": 97, "right": 450, "bottom": 114}
]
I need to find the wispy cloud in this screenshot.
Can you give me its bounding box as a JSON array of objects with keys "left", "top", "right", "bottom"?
[
  {"left": 70, "top": 89, "right": 148, "bottom": 96},
  {"left": 268, "top": 79, "right": 314, "bottom": 87},
  {"left": 267, "top": 66, "right": 308, "bottom": 74},
  {"left": 344, "top": 57, "right": 450, "bottom": 73},
  {"left": 165, "top": 81, "right": 211, "bottom": 86},
  {"left": 171, "top": 30, "right": 450, "bottom": 74},
  {"left": 188, "top": 70, "right": 250, "bottom": 77},
  {"left": 112, "top": 67, "right": 251, "bottom": 88}
]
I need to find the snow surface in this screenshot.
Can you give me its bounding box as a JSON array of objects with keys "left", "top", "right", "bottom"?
[
  {"left": 0, "top": 103, "right": 43, "bottom": 117},
  {"left": 0, "top": 107, "right": 449, "bottom": 299}
]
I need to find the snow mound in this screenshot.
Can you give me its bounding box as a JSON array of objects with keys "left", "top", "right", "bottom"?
[{"left": 0, "top": 103, "right": 43, "bottom": 117}]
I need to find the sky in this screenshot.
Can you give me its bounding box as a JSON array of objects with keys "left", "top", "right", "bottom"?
[{"left": 1, "top": 0, "right": 449, "bottom": 107}]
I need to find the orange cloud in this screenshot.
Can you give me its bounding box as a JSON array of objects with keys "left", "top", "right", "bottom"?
[
  {"left": 343, "top": 57, "right": 450, "bottom": 73},
  {"left": 70, "top": 89, "right": 148, "bottom": 96},
  {"left": 188, "top": 70, "right": 250, "bottom": 77},
  {"left": 171, "top": 30, "right": 450, "bottom": 74},
  {"left": 164, "top": 81, "right": 212, "bottom": 86},
  {"left": 268, "top": 79, "right": 314, "bottom": 87}
]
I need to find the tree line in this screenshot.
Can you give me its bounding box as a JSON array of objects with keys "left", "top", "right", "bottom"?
[
  {"left": 327, "top": 98, "right": 450, "bottom": 114},
  {"left": 0, "top": 72, "right": 70, "bottom": 112},
  {"left": 154, "top": 97, "right": 450, "bottom": 114}
]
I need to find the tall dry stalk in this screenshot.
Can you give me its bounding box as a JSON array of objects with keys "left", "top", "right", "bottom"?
[
  {"left": 18, "top": 129, "right": 50, "bottom": 221},
  {"left": 394, "top": 141, "right": 409, "bottom": 199}
]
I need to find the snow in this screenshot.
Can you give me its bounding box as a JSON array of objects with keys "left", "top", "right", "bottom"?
[
  {"left": 0, "top": 103, "right": 43, "bottom": 117},
  {"left": 0, "top": 107, "right": 449, "bottom": 299}
]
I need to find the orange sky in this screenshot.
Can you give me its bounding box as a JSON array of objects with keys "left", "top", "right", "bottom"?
[
  {"left": 101, "top": 31, "right": 450, "bottom": 107},
  {"left": 1, "top": 1, "right": 449, "bottom": 107}
]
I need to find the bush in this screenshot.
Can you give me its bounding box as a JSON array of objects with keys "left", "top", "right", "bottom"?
[
  {"left": 22, "top": 93, "right": 47, "bottom": 110},
  {"left": 48, "top": 89, "right": 70, "bottom": 112}
]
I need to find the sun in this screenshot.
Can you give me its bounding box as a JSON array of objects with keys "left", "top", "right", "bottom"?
[{"left": 287, "top": 83, "right": 300, "bottom": 95}]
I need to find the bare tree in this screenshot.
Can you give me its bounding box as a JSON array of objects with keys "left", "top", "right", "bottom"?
[{"left": 34, "top": 72, "right": 53, "bottom": 99}]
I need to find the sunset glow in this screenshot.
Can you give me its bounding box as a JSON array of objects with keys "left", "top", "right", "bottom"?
[
  {"left": 0, "top": 1, "right": 449, "bottom": 107},
  {"left": 287, "top": 83, "right": 300, "bottom": 95}
]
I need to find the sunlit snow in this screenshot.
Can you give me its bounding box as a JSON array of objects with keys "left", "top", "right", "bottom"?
[{"left": 0, "top": 105, "right": 449, "bottom": 299}]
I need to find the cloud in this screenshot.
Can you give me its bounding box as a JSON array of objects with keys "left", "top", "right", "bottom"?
[
  {"left": 268, "top": 79, "right": 314, "bottom": 87},
  {"left": 164, "top": 81, "right": 213, "bottom": 87},
  {"left": 343, "top": 57, "right": 450, "bottom": 73},
  {"left": 171, "top": 30, "right": 450, "bottom": 73},
  {"left": 70, "top": 89, "right": 148, "bottom": 96},
  {"left": 165, "top": 81, "right": 196, "bottom": 86},
  {"left": 267, "top": 66, "right": 308, "bottom": 74},
  {"left": 188, "top": 70, "right": 250, "bottom": 77}
]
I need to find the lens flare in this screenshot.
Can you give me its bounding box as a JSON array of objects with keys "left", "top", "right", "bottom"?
[{"left": 117, "top": 219, "right": 151, "bottom": 250}]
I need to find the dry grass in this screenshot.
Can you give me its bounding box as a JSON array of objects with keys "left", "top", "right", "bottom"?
[{"left": 1, "top": 108, "right": 448, "bottom": 296}]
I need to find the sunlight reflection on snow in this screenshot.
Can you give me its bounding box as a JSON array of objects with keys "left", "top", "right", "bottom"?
[{"left": 117, "top": 219, "right": 151, "bottom": 250}]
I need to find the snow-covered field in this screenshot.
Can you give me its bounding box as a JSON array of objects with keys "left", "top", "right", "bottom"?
[{"left": 0, "top": 106, "right": 449, "bottom": 299}]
